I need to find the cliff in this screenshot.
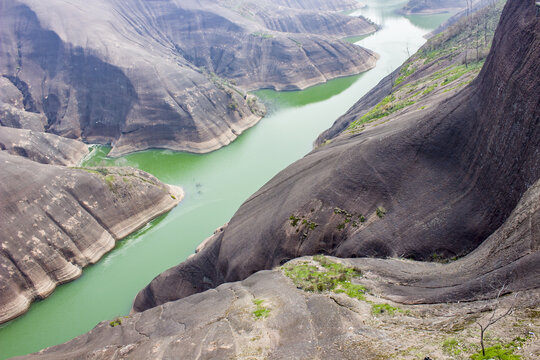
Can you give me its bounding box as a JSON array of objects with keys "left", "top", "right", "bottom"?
[
  {"left": 0, "top": 0, "right": 377, "bottom": 156},
  {"left": 17, "top": 173, "right": 540, "bottom": 358},
  {"left": 0, "top": 132, "right": 183, "bottom": 324},
  {"left": 132, "top": 0, "right": 539, "bottom": 312}
]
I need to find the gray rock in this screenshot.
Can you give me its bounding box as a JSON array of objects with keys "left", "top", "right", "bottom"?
[
  {"left": 0, "top": 152, "right": 183, "bottom": 324},
  {"left": 401, "top": 0, "right": 468, "bottom": 15},
  {"left": 0, "top": 126, "right": 88, "bottom": 166},
  {"left": 133, "top": 0, "right": 539, "bottom": 312},
  {"left": 0, "top": 0, "right": 377, "bottom": 156}
]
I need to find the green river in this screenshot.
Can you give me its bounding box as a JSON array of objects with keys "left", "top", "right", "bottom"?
[{"left": 0, "top": 1, "right": 453, "bottom": 358}]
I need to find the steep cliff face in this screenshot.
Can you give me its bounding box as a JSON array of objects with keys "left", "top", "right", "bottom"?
[
  {"left": 0, "top": 141, "right": 183, "bottom": 323},
  {"left": 133, "top": 0, "right": 539, "bottom": 312},
  {"left": 0, "top": 0, "right": 377, "bottom": 156}
]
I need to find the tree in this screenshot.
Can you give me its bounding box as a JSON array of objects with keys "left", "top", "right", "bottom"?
[{"left": 475, "top": 284, "right": 515, "bottom": 357}]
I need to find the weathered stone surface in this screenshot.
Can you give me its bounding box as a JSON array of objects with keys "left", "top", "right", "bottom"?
[
  {"left": 0, "top": 0, "right": 377, "bottom": 156},
  {"left": 0, "top": 126, "right": 88, "bottom": 166},
  {"left": 401, "top": 0, "right": 467, "bottom": 14},
  {"left": 133, "top": 0, "right": 539, "bottom": 312},
  {"left": 0, "top": 152, "right": 183, "bottom": 324},
  {"left": 16, "top": 256, "right": 539, "bottom": 359}
]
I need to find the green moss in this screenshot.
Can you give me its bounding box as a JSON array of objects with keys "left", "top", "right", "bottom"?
[
  {"left": 371, "top": 303, "right": 399, "bottom": 316},
  {"left": 470, "top": 344, "right": 521, "bottom": 360},
  {"left": 252, "top": 299, "right": 270, "bottom": 319},
  {"left": 282, "top": 256, "right": 366, "bottom": 300}
]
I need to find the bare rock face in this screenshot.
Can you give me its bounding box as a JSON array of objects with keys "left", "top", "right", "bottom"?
[
  {"left": 401, "top": 0, "right": 467, "bottom": 14},
  {"left": 132, "top": 0, "right": 539, "bottom": 312},
  {"left": 0, "top": 0, "right": 377, "bottom": 156},
  {"left": 0, "top": 150, "right": 183, "bottom": 324},
  {"left": 0, "top": 126, "right": 88, "bottom": 166}
]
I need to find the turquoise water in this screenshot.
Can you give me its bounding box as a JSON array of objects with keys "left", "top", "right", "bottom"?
[{"left": 0, "top": 1, "right": 452, "bottom": 358}]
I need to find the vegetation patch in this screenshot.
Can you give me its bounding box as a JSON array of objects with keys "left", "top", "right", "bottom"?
[
  {"left": 333, "top": 207, "right": 365, "bottom": 231},
  {"left": 282, "top": 255, "right": 367, "bottom": 300},
  {"left": 470, "top": 343, "right": 521, "bottom": 360},
  {"left": 251, "top": 32, "right": 273, "bottom": 39},
  {"left": 252, "top": 299, "right": 270, "bottom": 320},
  {"left": 289, "top": 214, "right": 318, "bottom": 239},
  {"left": 376, "top": 207, "right": 386, "bottom": 218},
  {"left": 348, "top": 95, "right": 416, "bottom": 132},
  {"left": 109, "top": 318, "right": 122, "bottom": 327},
  {"left": 394, "top": 63, "right": 416, "bottom": 86},
  {"left": 442, "top": 337, "right": 463, "bottom": 356},
  {"left": 371, "top": 303, "right": 400, "bottom": 316}
]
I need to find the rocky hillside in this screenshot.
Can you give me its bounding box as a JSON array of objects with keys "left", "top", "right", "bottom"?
[
  {"left": 316, "top": 0, "right": 505, "bottom": 145},
  {"left": 401, "top": 0, "right": 467, "bottom": 14},
  {"left": 0, "top": 131, "right": 183, "bottom": 324},
  {"left": 13, "top": 0, "right": 539, "bottom": 357},
  {"left": 132, "top": 0, "right": 539, "bottom": 314},
  {"left": 0, "top": 0, "right": 377, "bottom": 157}
]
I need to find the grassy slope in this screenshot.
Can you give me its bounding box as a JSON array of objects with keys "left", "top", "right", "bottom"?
[{"left": 346, "top": 0, "right": 505, "bottom": 134}]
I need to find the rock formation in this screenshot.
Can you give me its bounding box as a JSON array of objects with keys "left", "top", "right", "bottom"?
[
  {"left": 0, "top": 132, "right": 184, "bottom": 324},
  {"left": 401, "top": 0, "right": 467, "bottom": 14},
  {"left": 132, "top": 0, "right": 539, "bottom": 312},
  {"left": 0, "top": 0, "right": 377, "bottom": 156}
]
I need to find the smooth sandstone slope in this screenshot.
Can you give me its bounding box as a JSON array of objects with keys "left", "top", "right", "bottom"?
[
  {"left": 133, "top": 0, "right": 539, "bottom": 312},
  {"left": 0, "top": 0, "right": 377, "bottom": 157},
  {"left": 0, "top": 147, "right": 183, "bottom": 324}
]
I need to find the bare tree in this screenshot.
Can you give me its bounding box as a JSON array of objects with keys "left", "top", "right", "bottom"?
[{"left": 475, "top": 285, "right": 515, "bottom": 357}]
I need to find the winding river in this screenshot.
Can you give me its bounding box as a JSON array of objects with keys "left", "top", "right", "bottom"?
[{"left": 0, "top": 1, "right": 453, "bottom": 358}]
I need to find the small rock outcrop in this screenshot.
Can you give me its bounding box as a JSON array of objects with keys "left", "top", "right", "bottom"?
[
  {"left": 132, "top": 0, "right": 539, "bottom": 312},
  {"left": 0, "top": 126, "right": 88, "bottom": 166},
  {"left": 0, "top": 136, "right": 183, "bottom": 323},
  {"left": 0, "top": 0, "right": 377, "bottom": 156}
]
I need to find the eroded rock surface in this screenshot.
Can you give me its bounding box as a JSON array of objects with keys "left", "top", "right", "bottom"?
[
  {"left": 0, "top": 150, "right": 183, "bottom": 324},
  {"left": 16, "top": 257, "right": 540, "bottom": 359},
  {"left": 133, "top": 0, "right": 539, "bottom": 312},
  {"left": 401, "top": 0, "right": 467, "bottom": 14},
  {"left": 0, "top": 0, "right": 377, "bottom": 156},
  {"left": 0, "top": 126, "right": 88, "bottom": 166}
]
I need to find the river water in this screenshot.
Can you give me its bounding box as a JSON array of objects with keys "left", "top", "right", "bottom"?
[{"left": 0, "top": 1, "right": 452, "bottom": 358}]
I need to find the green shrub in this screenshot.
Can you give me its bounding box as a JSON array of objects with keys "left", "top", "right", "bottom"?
[{"left": 470, "top": 344, "right": 521, "bottom": 360}]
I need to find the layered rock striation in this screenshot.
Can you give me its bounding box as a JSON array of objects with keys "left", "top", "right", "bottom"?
[
  {"left": 0, "top": 132, "right": 183, "bottom": 324},
  {"left": 0, "top": 0, "right": 377, "bottom": 156},
  {"left": 133, "top": 0, "right": 539, "bottom": 312}
]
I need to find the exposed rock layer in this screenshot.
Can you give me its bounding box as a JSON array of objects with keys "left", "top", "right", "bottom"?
[
  {"left": 133, "top": 0, "right": 539, "bottom": 312},
  {"left": 0, "top": 149, "right": 183, "bottom": 324},
  {"left": 0, "top": 0, "right": 377, "bottom": 156},
  {"left": 0, "top": 126, "right": 88, "bottom": 166}
]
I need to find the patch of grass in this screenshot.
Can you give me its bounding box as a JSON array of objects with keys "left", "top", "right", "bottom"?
[
  {"left": 376, "top": 207, "right": 386, "bottom": 218},
  {"left": 394, "top": 63, "right": 416, "bottom": 86},
  {"left": 252, "top": 299, "right": 270, "bottom": 320},
  {"left": 422, "top": 83, "right": 438, "bottom": 95},
  {"left": 371, "top": 303, "right": 399, "bottom": 316},
  {"left": 109, "top": 318, "right": 122, "bottom": 327},
  {"left": 282, "top": 256, "right": 367, "bottom": 300},
  {"left": 470, "top": 344, "right": 521, "bottom": 360},
  {"left": 443, "top": 338, "right": 462, "bottom": 356},
  {"left": 348, "top": 95, "right": 416, "bottom": 132}
]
